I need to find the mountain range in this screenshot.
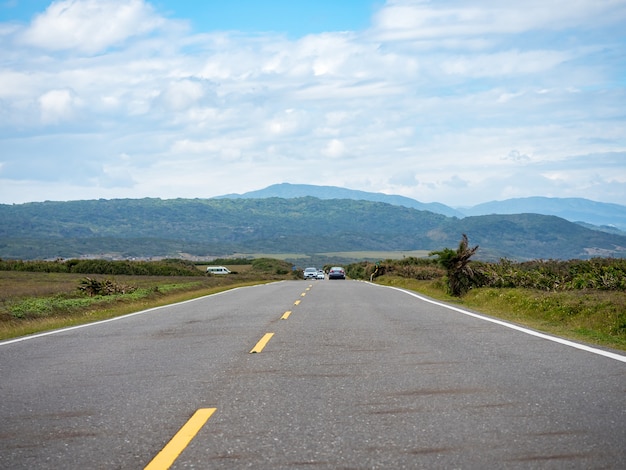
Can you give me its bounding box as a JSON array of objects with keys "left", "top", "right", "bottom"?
[
  {"left": 219, "top": 183, "right": 626, "bottom": 232},
  {"left": 1, "top": 187, "right": 625, "bottom": 261},
  {"left": 218, "top": 183, "right": 463, "bottom": 217}
]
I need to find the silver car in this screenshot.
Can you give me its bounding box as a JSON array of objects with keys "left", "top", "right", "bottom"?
[{"left": 303, "top": 267, "right": 318, "bottom": 280}]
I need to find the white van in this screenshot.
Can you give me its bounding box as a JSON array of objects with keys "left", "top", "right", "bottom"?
[{"left": 206, "top": 266, "right": 231, "bottom": 275}]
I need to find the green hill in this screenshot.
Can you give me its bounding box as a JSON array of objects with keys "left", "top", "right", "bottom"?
[{"left": 1, "top": 197, "right": 625, "bottom": 260}]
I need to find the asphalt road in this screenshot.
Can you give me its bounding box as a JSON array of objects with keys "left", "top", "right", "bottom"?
[{"left": 1, "top": 280, "right": 624, "bottom": 469}]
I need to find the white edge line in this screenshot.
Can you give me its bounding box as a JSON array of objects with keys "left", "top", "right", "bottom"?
[
  {"left": 0, "top": 284, "right": 268, "bottom": 347},
  {"left": 372, "top": 282, "right": 626, "bottom": 364}
]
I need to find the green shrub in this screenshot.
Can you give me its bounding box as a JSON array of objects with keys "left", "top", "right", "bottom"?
[
  {"left": 0, "top": 258, "right": 204, "bottom": 276},
  {"left": 348, "top": 256, "right": 626, "bottom": 293},
  {"left": 347, "top": 258, "right": 443, "bottom": 281},
  {"left": 251, "top": 258, "right": 293, "bottom": 275},
  {"left": 473, "top": 258, "right": 626, "bottom": 292},
  {"left": 0, "top": 259, "right": 69, "bottom": 273}
]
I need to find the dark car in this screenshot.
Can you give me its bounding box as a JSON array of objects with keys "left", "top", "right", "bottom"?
[{"left": 328, "top": 266, "right": 346, "bottom": 279}]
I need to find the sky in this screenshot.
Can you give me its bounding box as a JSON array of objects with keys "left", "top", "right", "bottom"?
[{"left": 0, "top": 0, "right": 625, "bottom": 207}]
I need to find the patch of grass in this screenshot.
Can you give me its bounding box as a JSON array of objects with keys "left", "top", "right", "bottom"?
[
  {"left": 0, "top": 271, "right": 278, "bottom": 341},
  {"left": 375, "top": 276, "right": 626, "bottom": 351}
]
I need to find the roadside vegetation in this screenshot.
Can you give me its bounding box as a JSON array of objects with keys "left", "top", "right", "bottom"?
[
  {"left": 346, "top": 237, "right": 626, "bottom": 351},
  {"left": 0, "top": 258, "right": 296, "bottom": 340}
]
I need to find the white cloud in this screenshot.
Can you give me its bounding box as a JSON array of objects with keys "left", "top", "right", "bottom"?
[
  {"left": 266, "top": 108, "right": 310, "bottom": 136},
  {"left": 0, "top": 0, "right": 625, "bottom": 207},
  {"left": 322, "top": 139, "right": 346, "bottom": 158},
  {"left": 19, "top": 0, "right": 165, "bottom": 54},
  {"left": 157, "top": 79, "right": 206, "bottom": 111},
  {"left": 99, "top": 162, "right": 136, "bottom": 188},
  {"left": 440, "top": 50, "right": 573, "bottom": 78},
  {"left": 371, "top": 0, "right": 626, "bottom": 41},
  {"left": 38, "top": 88, "right": 81, "bottom": 123}
]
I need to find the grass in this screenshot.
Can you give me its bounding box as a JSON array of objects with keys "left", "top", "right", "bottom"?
[
  {"left": 375, "top": 276, "right": 626, "bottom": 352},
  {"left": 0, "top": 271, "right": 281, "bottom": 341}
]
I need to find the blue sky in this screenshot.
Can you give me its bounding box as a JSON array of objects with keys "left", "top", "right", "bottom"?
[
  {"left": 157, "top": 0, "right": 376, "bottom": 37},
  {"left": 0, "top": 0, "right": 625, "bottom": 207},
  {"left": 0, "top": 0, "right": 376, "bottom": 37}
]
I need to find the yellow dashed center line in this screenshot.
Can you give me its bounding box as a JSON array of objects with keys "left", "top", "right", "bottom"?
[
  {"left": 250, "top": 332, "right": 275, "bottom": 353},
  {"left": 147, "top": 282, "right": 315, "bottom": 467},
  {"left": 144, "top": 408, "right": 216, "bottom": 470}
]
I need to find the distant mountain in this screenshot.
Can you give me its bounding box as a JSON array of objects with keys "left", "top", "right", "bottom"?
[
  {"left": 443, "top": 214, "right": 626, "bottom": 260},
  {"left": 1, "top": 197, "right": 625, "bottom": 261},
  {"left": 216, "top": 182, "right": 464, "bottom": 218},
  {"left": 575, "top": 222, "right": 626, "bottom": 235},
  {"left": 217, "top": 183, "right": 626, "bottom": 231},
  {"left": 459, "top": 197, "right": 626, "bottom": 232}
]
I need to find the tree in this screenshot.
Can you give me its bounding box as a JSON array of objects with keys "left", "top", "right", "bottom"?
[{"left": 431, "top": 234, "right": 479, "bottom": 296}]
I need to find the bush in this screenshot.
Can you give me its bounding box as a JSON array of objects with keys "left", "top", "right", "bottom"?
[
  {"left": 0, "top": 258, "right": 69, "bottom": 273},
  {"left": 0, "top": 258, "right": 204, "bottom": 276},
  {"left": 346, "top": 258, "right": 444, "bottom": 281},
  {"left": 473, "top": 258, "right": 626, "bottom": 291},
  {"left": 77, "top": 277, "right": 137, "bottom": 296},
  {"left": 251, "top": 258, "right": 293, "bottom": 275},
  {"left": 348, "top": 256, "right": 626, "bottom": 293}
]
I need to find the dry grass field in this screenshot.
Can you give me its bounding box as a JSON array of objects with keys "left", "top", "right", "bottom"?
[{"left": 0, "top": 268, "right": 285, "bottom": 340}]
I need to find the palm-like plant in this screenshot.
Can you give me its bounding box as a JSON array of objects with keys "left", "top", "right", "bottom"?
[{"left": 431, "top": 234, "right": 479, "bottom": 296}]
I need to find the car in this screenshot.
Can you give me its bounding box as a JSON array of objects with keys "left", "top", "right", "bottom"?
[
  {"left": 303, "top": 267, "right": 318, "bottom": 280},
  {"left": 328, "top": 266, "right": 346, "bottom": 279},
  {"left": 316, "top": 269, "right": 325, "bottom": 280}
]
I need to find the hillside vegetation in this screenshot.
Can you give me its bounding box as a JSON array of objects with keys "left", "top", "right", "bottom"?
[
  {"left": 1, "top": 197, "right": 626, "bottom": 260},
  {"left": 220, "top": 183, "right": 626, "bottom": 230}
]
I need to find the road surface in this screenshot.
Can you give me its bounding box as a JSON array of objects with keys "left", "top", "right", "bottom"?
[{"left": 1, "top": 280, "right": 624, "bottom": 469}]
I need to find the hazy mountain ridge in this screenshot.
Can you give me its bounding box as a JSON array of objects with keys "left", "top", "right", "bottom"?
[
  {"left": 461, "top": 196, "right": 626, "bottom": 231},
  {"left": 220, "top": 183, "right": 626, "bottom": 231},
  {"left": 217, "top": 183, "right": 464, "bottom": 218},
  {"left": 1, "top": 196, "right": 625, "bottom": 261}
]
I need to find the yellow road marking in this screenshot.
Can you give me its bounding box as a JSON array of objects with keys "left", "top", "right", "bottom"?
[
  {"left": 301, "top": 292, "right": 306, "bottom": 297},
  {"left": 281, "top": 310, "right": 292, "bottom": 320},
  {"left": 144, "top": 408, "right": 216, "bottom": 470},
  {"left": 294, "top": 300, "right": 301, "bottom": 306},
  {"left": 250, "top": 333, "right": 275, "bottom": 353}
]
